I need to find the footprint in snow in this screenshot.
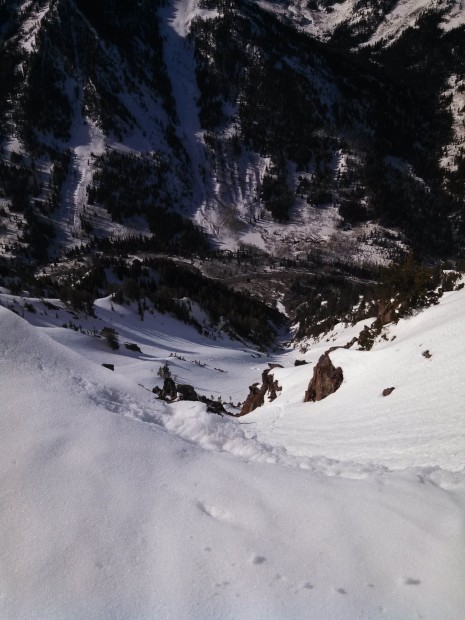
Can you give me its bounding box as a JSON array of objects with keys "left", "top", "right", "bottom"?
[
  {"left": 196, "top": 501, "right": 234, "bottom": 524},
  {"left": 404, "top": 577, "right": 421, "bottom": 586}
]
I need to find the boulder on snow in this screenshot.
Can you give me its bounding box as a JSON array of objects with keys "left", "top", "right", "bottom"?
[
  {"left": 304, "top": 354, "right": 343, "bottom": 402},
  {"left": 382, "top": 387, "right": 395, "bottom": 397},
  {"left": 198, "top": 395, "right": 227, "bottom": 415},
  {"left": 268, "top": 363, "right": 284, "bottom": 370},
  {"left": 124, "top": 342, "right": 142, "bottom": 353},
  {"left": 156, "top": 380, "right": 227, "bottom": 415},
  {"left": 176, "top": 384, "right": 198, "bottom": 401},
  {"left": 158, "top": 377, "right": 177, "bottom": 401}
]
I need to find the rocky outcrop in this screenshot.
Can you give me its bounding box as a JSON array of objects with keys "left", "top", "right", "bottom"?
[
  {"left": 239, "top": 364, "right": 283, "bottom": 416},
  {"left": 154, "top": 379, "right": 227, "bottom": 415},
  {"left": 326, "top": 336, "right": 359, "bottom": 355},
  {"left": 176, "top": 384, "right": 198, "bottom": 401},
  {"left": 240, "top": 383, "right": 266, "bottom": 416},
  {"left": 154, "top": 377, "right": 177, "bottom": 401},
  {"left": 304, "top": 354, "right": 343, "bottom": 402},
  {"left": 175, "top": 383, "right": 227, "bottom": 414},
  {"left": 198, "top": 396, "right": 227, "bottom": 415},
  {"left": 382, "top": 387, "right": 395, "bottom": 397},
  {"left": 376, "top": 300, "right": 398, "bottom": 327},
  {"left": 357, "top": 325, "right": 377, "bottom": 351}
]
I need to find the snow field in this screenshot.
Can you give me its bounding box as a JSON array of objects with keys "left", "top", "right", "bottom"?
[
  {"left": 251, "top": 284, "right": 465, "bottom": 471},
  {"left": 1, "top": 279, "right": 465, "bottom": 617}
]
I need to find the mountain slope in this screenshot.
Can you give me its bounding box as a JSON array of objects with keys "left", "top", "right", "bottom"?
[
  {"left": 1, "top": 0, "right": 465, "bottom": 274},
  {"left": 259, "top": 0, "right": 465, "bottom": 45},
  {"left": 1, "top": 3, "right": 465, "bottom": 615},
  {"left": 1, "top": 285, "right": 465, "bottom": 618},
  {"left": 251, "top": 278, "right": 465, "bottom": 471}
]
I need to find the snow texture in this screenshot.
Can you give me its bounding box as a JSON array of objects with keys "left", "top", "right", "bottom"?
[{"left": 1, "top": 280, "right": 465, "bottom": 618}]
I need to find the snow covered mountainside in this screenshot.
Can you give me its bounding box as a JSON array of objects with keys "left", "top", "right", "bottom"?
[
  {"left": 1, "top": 0, "right": 465, "bottom": 272},
  {"left": 1, "top": 278, "right": 465, "bottom": 618},
  {"left": 260, "top": 0, "right": 465, "bottom": 45},
  {"left": 1, "top": 2, "right": 465, "bottom": 616}
]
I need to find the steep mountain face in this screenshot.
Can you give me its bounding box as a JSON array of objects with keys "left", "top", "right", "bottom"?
[
  {"left": 190, "top": 0, "right": 465, "bottom": 257},
  {"left": 0, "top": 0, "right": 201, "bottom": 260},
  {"left": 2, "top": 9, "right": 465, "bottom": 614},
  {"left": 0, "top": 0, "right": 464, "bottom": 310},
  {"left": 260, "top": 0, "right": 465, "bottom": 46}
]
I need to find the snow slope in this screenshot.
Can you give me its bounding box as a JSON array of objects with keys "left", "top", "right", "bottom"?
[
  {"left": 251, "top": 283, "right": 465, "bottom": 472},
  {"left": 159, "top": 0, "right": 213, "bottom": 211},
  {"left": 1, "top": 282, "right": 465, "bottom": 617}
]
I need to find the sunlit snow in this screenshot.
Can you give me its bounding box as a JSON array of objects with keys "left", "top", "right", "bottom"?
[{"left": 1, "top": 279, "right": 465, "bottom": 618}]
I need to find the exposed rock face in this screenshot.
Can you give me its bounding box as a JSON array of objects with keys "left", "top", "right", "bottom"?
[
  {"left": 175, "top": 383, "right": 227, "bottom": 414},
  {"left": 357, "top": 325, "right": 376, "bottom": 350},
  {"left": 376, "top": 300, "right": 398, "bottom": 326},
  {"left": 198, "top": 396, "right": 227, "bottom": 415},
  {"left": 304, "top": 354, "right": 343, "bottom": 402},
  {"left": 239, "top": 365, "right": 282, "bottom": 416},
  {"left": 176, "top": 384, "right": 198, "bottom": 401},
  {"left": 155, "top": 380, "right": 227, "bottom": 415},
  {"left": 344, "top": 336, "right": 359, "bottom": 350},
  {"left": 326, "top": 336, "right": 358, "bottom": 355},
  {"left": 240, "top": 383, "right": 265, "bottom": 416},
  {"left": 158, "top": 377, "right": 177, "bottom": 401}
]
